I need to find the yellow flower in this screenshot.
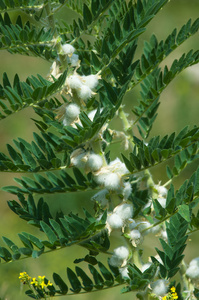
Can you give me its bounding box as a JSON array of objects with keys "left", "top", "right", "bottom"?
[
  {"left": 172, "top": 293, "right": 178, "bottom": 299},
  {"left": 170, "top": 286, "right": 176, "bottom": 293},
  {"left": 19, "top": 272, "right": 31, "bottom": 283},
  {"left": 29, "top": 274, "right": 53, "bottom": 290},
  {"left": 30, "top": 277, "right": 37, "bottom": 285},
  {"left": 47, "top": 280, "right": 53, "bottom": 287},
  {"left": 162, "top": 296, "right": 167, "bottom": 300}
]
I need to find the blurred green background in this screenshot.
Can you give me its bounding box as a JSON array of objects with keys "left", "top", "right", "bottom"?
[{"left": 0, "top": 0, "right": 199, "bottom": 299}]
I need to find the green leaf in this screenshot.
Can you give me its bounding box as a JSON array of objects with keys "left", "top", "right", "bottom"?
[
  {"left": 75, "top": 266, "right": 93, "bottom": 291},
  {"left": 0, "top": 247, "right": 12, "bottom": 262},
  {"left": 40, "top": 221, "right": 57, "bottom": 245},
  {"left": 178, "top": 204, "right": 191, "bottom": 222},
  {"left": 98, "top": 261, "right": 114, "bottom": 284},
  {"left": 67, "top": 268, "right": 81, "bottom": 293},
  {"left": 53, "top": 273, "right": 68, "bottom": 294},
  {"left": 83, "top": 3, "right": 92, "bottom": 25},
  {"left": 88, "top": 264, "right": 104, "bottom": 289}
]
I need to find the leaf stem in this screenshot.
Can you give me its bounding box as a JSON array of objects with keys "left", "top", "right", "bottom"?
[{"left": 45, "top": 0, "right": 68, "bottom": 70}]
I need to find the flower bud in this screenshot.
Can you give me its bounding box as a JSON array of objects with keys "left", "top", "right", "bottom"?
[
  {"left": 151, "top": 279, "right": 168, "bottom": 296},
  {"left": 65, "top": 103, "right": 80, "bottom": 120},
  {"left": 61, "top": 43, "right": 75, "bottom": 55},
  {"left": 107, "top": 213, "right": 123, "bottom": 229},
  {"left": 114, "top": 203, "right": 133, "bottom": 221},
  {"left": 86, "top": 153, "right": 103, "bottom": 172}
]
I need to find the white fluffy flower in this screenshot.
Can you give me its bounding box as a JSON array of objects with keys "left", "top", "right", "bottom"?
[
  {"left": 68, "top": 54, "right": 79, "bottom": 66},
  {"left": 109, "top": 246, "right": 129, "bottom": 267},
  {"left": 137, "top": 221, "right": 151, "bottom": 234},
  {"left": 151, "top": 279, "right": 168, "bottom": 296},
  {"left": 155, "top": 185, "right": 168, "bottom": 197},
  {"left": 128, "top": 219, "right": 137, "bottom": 230},
  {"left": 65, "top": 103, "right": 80, "bottom": 120},
  {"left": 70, "top": 149, "right": 88, "bottom": 168},
  {"left": 61, "top": 43, "right": 75, "bottom": 55},
  {"left": 77, "top": 84, "right": 92, "bottom": 100},
  {"left": 67, "top": 75, "right": 82, "bottom": 89},
  {"left": 91, "top": 189, "right": 109, "bottom": 207},
  {"left": 95, "top": 172, "right": 121, "bottom": 191},
  {"left": 107, "top": 213, "right": 123, "bottom": 229},
  {"left": 108, "top": 158, "right": 128, "bottom": 175},
  {"left": 114, "top": 246, "right": 129, "bottom": 260},
  {"left": 114, "top": 203, "right": 133, "bottom": 220},
  {"left": 186, "top": 257, "right": 199, "bottom": 280},
  {"left": 86, "top": 154, "right": 103, "bottom": 172},
  {"left": 129, "top": 229, "right": 142, "bottom": 247},
  {"left": 129, "top": 229, "right": 141, "bottom": 240},
  {"left": 122, "top": 182, "right": 132, "bottom": 200},
  {"left": 94, "top": 158, "right": 128, "bottom": 191},
  {"left": 119, "top": 267, "right": 129, "bottom": 279},
  {"left": 82, "top": 74, "right": 99, "bottom": 89}
]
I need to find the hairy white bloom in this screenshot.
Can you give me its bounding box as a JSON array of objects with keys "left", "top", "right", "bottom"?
[
  {"left": 61, "top": 43, "right": 75, "bottom": 55},
  {"left": 114, "top": 203, "right": 133, "bottom": 220},
  {"left": 137, "top": 221, "right": 151, "bottom": 234},
  {"left": 151, "top": 279, "right": 168, "bottom": 296},
  {"left": 49, "top": 61, "right": 60, "bottom": 79},
  {"left": 155, "top": 185, "right": 168, "bottom": 197},
  {"left": 94, "top": 158, "right": 128, "bottom": 191},
  {"left": 108, "top": 158, "right": 128, "bottom": 175},
  {"left": 105, "top": 173, "right": 121, "bottom": 190},
  {"left": 95, "top": 172, "right": 121, "bottom": 191},
  {"left": 68, "top": 54, "right": 79, "bottom": 66},
  {"left": 186, "top": 257, "right": 199, "bottom": 280},
  {"left": 129, "top": 229, "right": 141, "bottom": 240},
  {"left": 109, "top": 246, "right": 129, "bottom": 267},
  {"left": 86, "top": 153, "right": 103, "bottom": 172},
  {"left": 91, "top": 189, "right": 109, "bottom": 207},
  {"left": 119, "top": 267, "right": 129, "bottom": 279},
  {"left": 70, "top": 148, "right": 88, "bottom": 168},
  {"left": 129, "top": 229, "right": 142, "bottom": 247},
  {"left": 122, "top": 182, "right": 132, "bottom": 200},
  {"left": 82, "top": 74, "right": 99, "bottom": 89},
  {"left": 107, "top": 213, "right": 123, "bottom": 229},
  {"left": 157, "top": 197, "right": 166, "bottom": 208},
  {"left": 65, "top": 103, "right": 80, "bottom": 120},
  {"left": 77, "top": 84, "right": 92, "bottom": 100},
  {"left": 67, "top": 74, "right": 82, "bottom": 89},
  {"left": 114, "top": 246, "right": 129, "bottom": 260},
  {"left": 128, "top": 219, "right": 137, "bottom": 230}
]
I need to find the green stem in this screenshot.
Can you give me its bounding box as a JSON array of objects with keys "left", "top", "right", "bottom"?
[
  {"left": 118, "top": 106, "right": 135, "bottom": 149},
  {"left": 45, "top": 0, "right": 68, "bottom": 70},
  {"left": 71, "top": 1, "right": 113, "bottom": 46},
  {"left": 118, "top": 106, "right": 155, "bottom": 190}
]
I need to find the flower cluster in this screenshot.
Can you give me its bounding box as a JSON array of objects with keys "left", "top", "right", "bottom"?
[
  {"left": 162, "top": 286, "right": 178, "bottom": 300},
  {"left": 19, "top": 272, "right": 52, "bottom": 290},
  {"left": 50, "top": 43, "right": 100, "bottom": 127},
  {"left": 151, "top": 279, "right": 168, "bottom": 297},
  {"left": 109, "top": 246, "right": 129, "bottom": 268},
  {"left": 186, "top": 257, "right": 199, "bottom": 281},
  {"left": 19, "top": 272, "right": 31, "bottom": 284},
  {"left": 94, "top": 158, "right": 129, "bottom": 191},
  {"left": 31, "top": 275, "right": 53, "bottom": 290}
]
